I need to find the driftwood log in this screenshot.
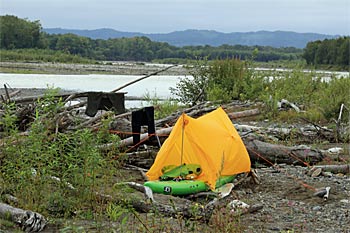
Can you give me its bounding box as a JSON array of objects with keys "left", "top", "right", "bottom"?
[
  {"left": 244, "top": 139, "right": 324, "bottom": 166},
  {"left": 0, "top": 203, "right": 46, "bottom": 232},
  {"left": 312, "top": 164, "right": 350, "bottom": 174},
  {"left": 234, "top": 123, "right": 336, "bottom": 143}
]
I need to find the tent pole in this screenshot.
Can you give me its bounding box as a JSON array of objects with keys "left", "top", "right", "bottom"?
[{"left": 180, "top": 113, "right": 185, "bottom": 167}]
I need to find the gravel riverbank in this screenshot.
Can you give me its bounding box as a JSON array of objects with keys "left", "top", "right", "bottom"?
[
  {"left": 237, "top": 164, "right": 350, "bottom": 232},
  {"left": 0, "top": 61, "right": 191, "bottom": 75}
]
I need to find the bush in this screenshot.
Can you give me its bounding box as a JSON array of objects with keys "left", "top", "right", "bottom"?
[
  {"left": 316, "top": 77, "right": 350, "bottom": 121},
  {"left": 171, "top": 58, "right": 263, "bottom": 104},
  {"left": 171, "top": 58, "right": 349, "bottom": 123},
  {"left": 170, "top": 59, "right": 210, "bottom": 104}
]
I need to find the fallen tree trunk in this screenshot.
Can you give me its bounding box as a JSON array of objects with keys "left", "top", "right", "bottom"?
[
  {"left": 312, "top": 164, "right": 350, "bottom": 174},
  {"left": 227, "top": 108, "right": 260, "bottom": 119},
  {"left": 244, "top": 138, "right": 324, "bottom": 165},
  {"left": 235, "top": 123, "right": 336, "bottom": 143},
  {"left": 0, "top": 203, "right": 46, "bottom": 232}
]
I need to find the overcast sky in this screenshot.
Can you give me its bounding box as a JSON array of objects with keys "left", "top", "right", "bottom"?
[{"left": 1, "top": 0, "right": 349, "bottom": 35}]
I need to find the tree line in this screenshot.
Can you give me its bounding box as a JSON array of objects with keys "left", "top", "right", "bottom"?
[
  {"left": 0, "top": 15, "right": 302, "bottom": 63},
  {"left": 1, "top": 14, "right": 348, "bottom": 66},
  {"left": 303, "top": 37, "right": 349, "bottom": 67}
]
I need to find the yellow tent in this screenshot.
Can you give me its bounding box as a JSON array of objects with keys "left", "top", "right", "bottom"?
[{"left": 146, "top": 107, "right": 251, "bottom": 190}]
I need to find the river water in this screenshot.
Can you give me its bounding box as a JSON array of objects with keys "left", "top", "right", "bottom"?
[
  {"left": 0, "top": 73, "right": 189, "bottom": 108},
  {"left": 1, "top": 69, "right": 347, "bottom": 96},
  {"left": 1, "top": 69, "right": 348, "bottom": 107},
  {"left": 0, "top": 73, "right": 185, "bottom": 98}
]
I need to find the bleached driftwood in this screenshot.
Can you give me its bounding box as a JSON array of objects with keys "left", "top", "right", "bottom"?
[
  {"left": 312, "top": 164, "right": 350, "bottom": 174},
  {"left": 0, "top": 203, "right": 46, "bottom": 232},
  {"left": 227, "top": 108, "right": 260, "bottom": 119},
  {"left": 235, "top": 123, "right": 335, "bottom": 143}
]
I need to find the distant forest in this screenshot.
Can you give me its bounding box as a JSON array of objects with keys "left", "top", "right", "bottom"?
[
  {"left": 0, "top": 15, "right": 348, "bottom": 67},
  {"left": 303, "top": 37, "right": 349, "bottom": 67}
]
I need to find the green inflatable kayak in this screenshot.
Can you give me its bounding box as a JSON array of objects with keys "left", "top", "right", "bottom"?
[{"left": 144, "top": 175, "right": 235, "bottom": 196}]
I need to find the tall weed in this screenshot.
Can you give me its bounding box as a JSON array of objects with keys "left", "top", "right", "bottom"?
[{"left": 0, "top": 89, "right": 120, "bottom": 217}]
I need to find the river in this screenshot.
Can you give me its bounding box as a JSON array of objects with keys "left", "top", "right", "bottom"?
[
  {"left": 0, "top": 73, "right": 190, "bottom": 108},
  {"left": 0, "top": 73, "right": 185, "bottom": 97},
  {"left": 0, "top": 69, "right": 348, "bottom": 107},
  {"left": 1, "top": 69, "right": 347, "bottom": 96}
]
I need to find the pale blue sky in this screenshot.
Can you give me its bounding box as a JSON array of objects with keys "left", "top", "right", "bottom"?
[{"left": 1, "top": 0, "right": 349, "bottom": 35}]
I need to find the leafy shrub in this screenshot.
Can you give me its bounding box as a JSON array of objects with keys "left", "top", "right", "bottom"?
[
  {"left": 170, "top": 59, "right": 210, "bottom": 104},
  {"left": 315, "top": 77, "right": 350, "bottom": 121},
  {"left": 171, "top": 58, "right": 263, "bottom": 104}
]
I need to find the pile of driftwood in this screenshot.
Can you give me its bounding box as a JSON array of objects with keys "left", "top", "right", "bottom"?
[
  {"left": 1, "top": 88, "right": 339, "bottom": 167},
  {"left": 1, "top": 68, "right": 349, "bottom": 231}
]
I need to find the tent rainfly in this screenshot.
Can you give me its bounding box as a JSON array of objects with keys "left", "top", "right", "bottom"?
[{"left": 146, "top": 107, "right": 251, "bottom": 190}]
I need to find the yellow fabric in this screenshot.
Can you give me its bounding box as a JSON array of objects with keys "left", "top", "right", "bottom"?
[{"left": 146, "top": 107, "right": 251, "bottom": 190}]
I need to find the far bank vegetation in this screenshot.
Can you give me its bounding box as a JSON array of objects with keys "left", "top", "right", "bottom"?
[{"left": 1, "top": 15, "right": 349, "bottom": 70}]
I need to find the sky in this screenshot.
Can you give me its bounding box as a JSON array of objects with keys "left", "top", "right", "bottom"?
[{"left": 1, "top": 0, "right": 349, "bottom": 35}]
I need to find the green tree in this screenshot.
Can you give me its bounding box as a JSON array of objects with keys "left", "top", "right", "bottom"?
[
  {"left": 303, "top": 37, "right": 349, "bottom": 67},
  {"left": 0, "top": 15, "right": 44, "bottom": 49},
  {"left": 55, "top": 33, "right": 93, "bottom": 57}
]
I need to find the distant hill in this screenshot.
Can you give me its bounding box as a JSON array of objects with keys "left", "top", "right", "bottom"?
[{"left": 43, "top": 28, "right": 339, "bottom": 48}]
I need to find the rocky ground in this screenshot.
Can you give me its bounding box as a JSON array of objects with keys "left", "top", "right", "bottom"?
[{"left": 237, "top": 164, "right": 350, "bottom": 233}]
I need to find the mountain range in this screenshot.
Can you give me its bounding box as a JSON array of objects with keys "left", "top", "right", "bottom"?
[{"left": 43, "top": 28, "right": 339, "bottom": 48}]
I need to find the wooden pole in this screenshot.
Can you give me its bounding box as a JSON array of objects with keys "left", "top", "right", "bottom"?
[{"left": 111, "top": 65, "right": 177, "bottom": 93}]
